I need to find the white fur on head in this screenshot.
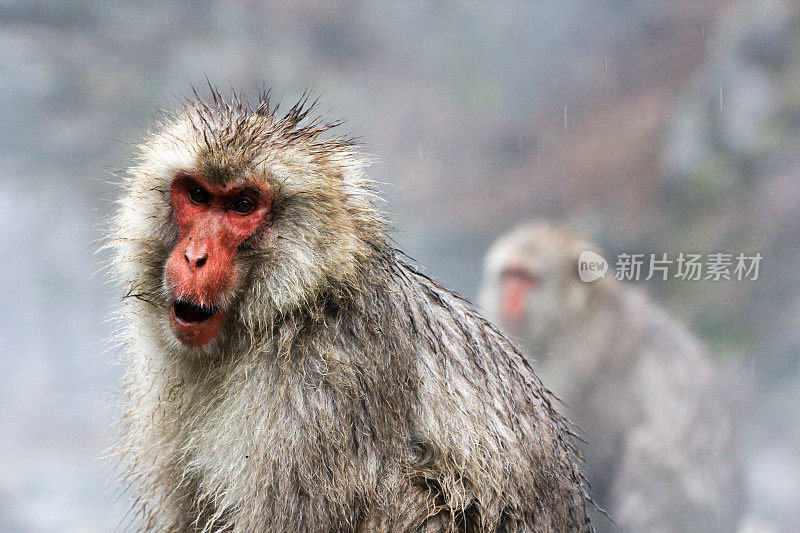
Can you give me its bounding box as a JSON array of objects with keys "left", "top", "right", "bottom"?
[
  {"left": 479, "top": 221, "right": 609, "bottom": 345},
  {"left": 108, "top": 90, "right": 382, "bottom": 356}
]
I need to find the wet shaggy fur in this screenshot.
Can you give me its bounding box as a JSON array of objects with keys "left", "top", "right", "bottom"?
[{"left": 107, "top": 91, "right": 593, "bottom": 532}]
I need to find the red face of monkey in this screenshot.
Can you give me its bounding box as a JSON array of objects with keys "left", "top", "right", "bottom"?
[
  {"left": 499, "top": 263, "right": 540, "bottom": 331},
  {"left": 165, "top": 171, "right": 272, "bottom": 348}
]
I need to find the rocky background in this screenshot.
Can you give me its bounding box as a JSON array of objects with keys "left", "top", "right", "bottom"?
[{"left": 0, "top": 1, "right": 798, "bottom": 530}]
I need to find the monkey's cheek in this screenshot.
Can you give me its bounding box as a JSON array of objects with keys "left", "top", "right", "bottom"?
[{"left": 168, "top": 306, "right": 227, "bottom": 348}]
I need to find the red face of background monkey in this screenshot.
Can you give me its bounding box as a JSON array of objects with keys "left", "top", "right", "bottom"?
[
  {"left": 499, "top": 264, "right": 540, "bottom": 330},
  {"left": 166, "top": 171, "right": 271, "bottom": 347}
]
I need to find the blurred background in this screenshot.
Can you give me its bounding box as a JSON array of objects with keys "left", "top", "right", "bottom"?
[{"left": 0, "top": 1, "right": 799, "bottom": 530}]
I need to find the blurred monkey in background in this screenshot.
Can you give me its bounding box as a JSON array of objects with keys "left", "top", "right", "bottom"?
[{"left": 480, "top": 221, "right": 746, "bottom": 532}]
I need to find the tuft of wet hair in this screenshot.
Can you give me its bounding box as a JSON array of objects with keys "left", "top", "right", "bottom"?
[{"left": 176, "top": 86, "right": 356, "bottom": 170}]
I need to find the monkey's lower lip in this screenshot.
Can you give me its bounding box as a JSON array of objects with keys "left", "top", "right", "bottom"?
[{"left": 169, "top": 299, "right": 226, "bottom": 348}]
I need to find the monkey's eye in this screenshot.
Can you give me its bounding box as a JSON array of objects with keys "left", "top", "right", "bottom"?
[
  {"left": 231, "top": 197, "right": 255, "bottom": 214},
  {"left": 188, "top": 186, "right": 209, "bottom": 204}
]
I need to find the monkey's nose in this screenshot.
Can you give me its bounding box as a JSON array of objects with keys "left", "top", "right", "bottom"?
[{"left": 185, "top": 250, "right": 208, "bottom": 269}]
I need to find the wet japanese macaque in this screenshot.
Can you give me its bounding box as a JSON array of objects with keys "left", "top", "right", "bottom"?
[
  {"left": 479, "top": 222, "right": 746, "bottom": 532},
  {"left": 106, "top": 93, "right": 593, "bottom": 532}
]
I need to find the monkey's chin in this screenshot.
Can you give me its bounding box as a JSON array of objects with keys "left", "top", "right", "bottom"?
[{"left": 169, "top": 300, "right": 226, "bottom": 348}]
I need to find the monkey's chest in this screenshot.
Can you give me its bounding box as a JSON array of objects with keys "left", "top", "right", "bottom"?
[{"left": 175, "top": 379, "right": 391, "bottom": 531}]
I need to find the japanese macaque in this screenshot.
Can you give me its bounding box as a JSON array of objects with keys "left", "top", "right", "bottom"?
[
  {"left": 106, "top": 92, "right": 593, "bottom": 532},
  {"left": 479, "top": 222, "right": 746, "bottom": 532}
]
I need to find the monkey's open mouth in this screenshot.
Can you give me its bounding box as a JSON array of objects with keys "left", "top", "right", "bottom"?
[
  {"left": 169, "top": 298, "right": 226, "bottom": 348},
  {"left": 172, "top": 299, "right": 219, "bottom": 324}
]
